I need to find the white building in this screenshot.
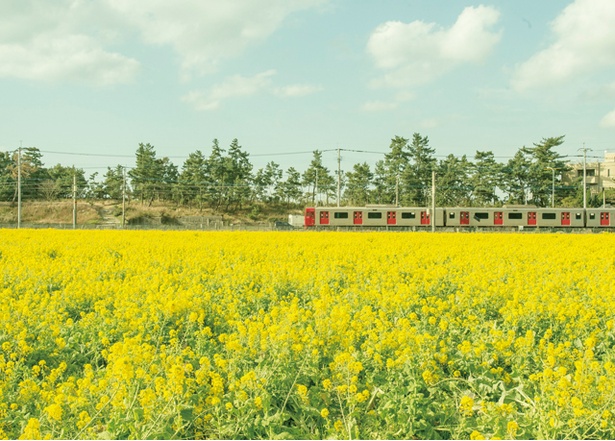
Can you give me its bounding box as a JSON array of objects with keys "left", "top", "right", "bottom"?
[{"left": 564, "top": 151, "right": 615, "bottom": 196}]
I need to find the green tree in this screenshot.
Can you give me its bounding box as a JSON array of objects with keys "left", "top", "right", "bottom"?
[
  {"left": 128, "top": 143, "right": 159, "bottom": 205},
  {"left": 523, "top": 136, "right": 567, "bottom": 207},
  {"left": 402, "top": 133, "right": 436, "bottom": 206},
  {"left": 17, "top": 147, "right": 47, "bottom": 200},
  {"left": 85, "top": 172, "right": 106, "bottom": 200},
  {"left": 46, "top": 164, "right": 87, "bottom": 199},
  {"left": 469, "top": 151, "right": 501, "bottom": 206},
  {"left": 253, "top": 161, "right": 282, "bottom": 203},
  {"left": 0, "top": 151, "right": 14, "bottom": 201},
  {"left": 344, "top": 162, "right": 373, "bottom": 206},
  {"left": 501, "top": 150, "right": 532, "bottom": 204},
  {"left": 178, "top": 150, "right": 209, "bottom": 207},
  {"left": 206, "top": 139, "right": 227, "bottom": 209},
  {"left": 104, "top": 165, "right": 127, "bottom": 200},
  {"left": 225, "top": 139, "right": 253, "bottom": 210},
  {"left": 436, "top": 154, "right": 472, "bottom": 206},
  {"left": 382, "top": 136, "right": 410, "bottom": 204},
  {"left": 371, "top": 160, "right": 390, "bottom": 204},
  {"left": 276, "top": 167, "right": 302, "bottom": 206},
  {"left": 157, "top": 157, "right": 178, "bottom": 202},
  {"left": 302, "top": 151, "right": 334, "bottom": 205}
]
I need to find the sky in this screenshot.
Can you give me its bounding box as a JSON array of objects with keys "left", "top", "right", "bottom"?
[{"left": 1, "top": 0, "right": 615, "bottom": 177}]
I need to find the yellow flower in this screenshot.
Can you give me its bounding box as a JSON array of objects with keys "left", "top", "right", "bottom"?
[
  {"left": 470, "top": 430, "right": 485, "bottom": 440},
  {"left": 19, "top": 418, "right": 41, "bottom": 440},
  {"left": 459, "top": 395, "right": 474, "bottom": 416},
  {"left": 507, "top": 421, "right": 519, "bottom": 437},
  {"left": 254, "top": 396, "right": 263, "bottom": 410},
  {"left": 45, "top": 403, "right": 63, "bottom": 421}
]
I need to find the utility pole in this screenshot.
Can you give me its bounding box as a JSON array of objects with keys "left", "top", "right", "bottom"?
[
  {"left": 431, "top": 170, "right": 436, "bottom": 232},
  {"left": 314, "top": 172, "right": 318, "bottom": 206},
  {"left": 122, "top": 166, "right": 127, "bottom": 228},
  {"left": 17, "top": 142, "right": 22, "bottom": 229},
  {"left": 579, "top": 145, "right": 591, "bottom": 210},
  {"left": 584, "top": 146, "right": 587, "bottom": 210},
  {"left": 72, "top": 168, "right": 77, "bottom": 229},
  {"left": 337, "top": 148, "right": 341, "bottom": 207},
  {"left": 547, "top": 167, "right": 555, "bottom": 208}
]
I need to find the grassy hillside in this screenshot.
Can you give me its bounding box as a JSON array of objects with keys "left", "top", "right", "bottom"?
[{"left": 0, "top": 201, "right": 301, "bottom": 229}]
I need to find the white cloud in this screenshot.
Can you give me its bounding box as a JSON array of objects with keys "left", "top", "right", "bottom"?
[
  {"left": 274, "top": 84, "right": 323, "bottom": 98},
  {"left": 104, "top": 0, "right": 328, "bottom": 79},
  {"left": 361, "top": 101, "right": 399, "bottom": 112},
  {"left": 182, "top": 70, "right": 320, "bottom": 110},
  {"left": 420, "top": 118, "right": 438, "bottom": 129},
  {"left": 600, "top": 109, "right": 615, "bottom": 128},
  {"left": 182, "top": 70, "right": 276, "bottom": 110},
  {"left": 0, "top": 0, "right": 328, "bottom": 84},
  {"left": 512, "top": 0, "right": 615, "bottom": 91},
  {"left": 367, "top": 5, "right": 501, "bottom": 89},
  {"left": 0, "top": 35, "right": 139, "bottom": 85},
  {"left": 0, "top": 1, "right": 138, "bottom": 85}
]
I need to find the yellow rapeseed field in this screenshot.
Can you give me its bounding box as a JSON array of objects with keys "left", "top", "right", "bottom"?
[{"left": 1, "top": 230, "right": 615, "bottom": 439}]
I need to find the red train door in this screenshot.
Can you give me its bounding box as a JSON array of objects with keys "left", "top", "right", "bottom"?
[
  {"left": 460, "top": 211, "right": 469, "bottom": 225},
  {"left": 601, "top": 212, "right": 610, "bottom": 226},
  {"left": 387, "top": 211, "right": 397, "bottom": 225},
  {"left": 528, "top": 212, "right": 536, "bottom": 226},
  {"left": 561, "top": 212, "right": 570, "bottom": 226},
  {"left": 494, "top": 212, "right": 503, "bottom": 225},
  {"left": 320, "top": 211, "right": 329, "bottom": 225},
  {"left": 420, "top": 211, "right": 430, "bottom": 225},
  {"left": 353, "top": 211, "right": 363, "bottom": 225},
  {"left": 305, "top": 208, "right": 315, "bottom": 226}
]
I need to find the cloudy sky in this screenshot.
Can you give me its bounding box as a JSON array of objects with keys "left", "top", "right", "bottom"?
[{"left": 1, "top": 0, "right": 615, "bottom": 174}]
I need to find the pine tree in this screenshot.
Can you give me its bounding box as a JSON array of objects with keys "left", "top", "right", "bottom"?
[
  {"left": 402, "top": 133, "right": 436, "bottom": 206},
  {"left": 344, "top": 162, "right": 373, "bottom": 206},
  {"left": 128, "top": 143, "right": 159, "bottom": 205}
]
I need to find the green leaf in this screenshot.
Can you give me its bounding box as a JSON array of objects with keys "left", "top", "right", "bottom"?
[{"left": 180, "top": 408, "right": 194, "bottom": 422}]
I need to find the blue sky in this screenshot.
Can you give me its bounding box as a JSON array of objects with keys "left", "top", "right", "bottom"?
[{"left": 1, "top": 0, "right": 615, "bottom": 177}]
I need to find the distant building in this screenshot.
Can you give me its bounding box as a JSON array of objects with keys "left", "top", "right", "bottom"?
[{"left": 562, "top": 151, "right": 615, "bottom": 196}]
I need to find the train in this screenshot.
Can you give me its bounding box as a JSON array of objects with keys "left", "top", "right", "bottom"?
[{"left": 303, "top": 205, "right": 615, "bottom": 230}]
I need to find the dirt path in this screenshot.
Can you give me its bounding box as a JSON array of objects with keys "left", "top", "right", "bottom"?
[{"left": 99, "top": 207, "right": 121, "bottom": 227}]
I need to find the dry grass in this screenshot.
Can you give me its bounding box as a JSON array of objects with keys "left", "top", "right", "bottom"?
[
  {"left": 0, "top": 201, "right": 100, "bottom": 224},
  {"left": 0, "top": 200, "right": 301, "bottom": 227}
]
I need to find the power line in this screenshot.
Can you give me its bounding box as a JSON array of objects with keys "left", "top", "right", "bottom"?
[{"left": 38, "top": 150, "right": 136, "bottom": 158}]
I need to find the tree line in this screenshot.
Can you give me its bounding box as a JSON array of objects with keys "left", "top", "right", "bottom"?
[{"left": 0, "top": 134, "right": 595, "bottom": 210}]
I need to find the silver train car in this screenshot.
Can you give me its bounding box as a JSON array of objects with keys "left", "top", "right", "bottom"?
[{"left": 304, "top": 206, "right": 615, "bottom": 229}]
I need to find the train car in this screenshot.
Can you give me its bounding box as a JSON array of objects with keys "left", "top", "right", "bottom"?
[
  {"left": 444, "top": 207, "right": 513, "bottom": 228},
  {"left": 442, "top": 207, "right": 585, "bottom": 228},
  {"left": 304, "top": 206, "right": 443, "bottom": 228},
  {"left": 533, "top": 208, "right": 584, "bottom": 228},
  {"left": 585, "top": 208, "right": 615, "bottom": 227},
  {"left": 305, "top": 206, "right": 594, "bottom": 229}
]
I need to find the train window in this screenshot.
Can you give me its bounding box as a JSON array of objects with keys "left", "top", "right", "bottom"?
[
  {"left": 575, "top": 213, "right": 582, "bottom": 220},
  {"left": 367, "top": 212, "right": 382, "bottom": 219},
  {"left": 589, "top": 213, "right": 596, "bottom": 219},
  {"left": 508, "top": 213, "right": 523, "bottom": 220},
  {"left": 401, "top": 212, "right": 416, "bottom": 219},
  {"left": 474, "top": 212, "right": 489, "bottom": 219},
  {"left": 541, "top": 213, "right": 556, "bottom": 220},
  {"left": 333, "top": 212, "right": 349, "bottom": 219},
  {"left": 448, "top": 212, "right": 455, "bottom": 219}
]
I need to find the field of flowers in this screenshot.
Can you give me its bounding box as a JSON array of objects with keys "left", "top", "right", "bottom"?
[{"left": 1, "top": 229, "right": 615, "bottom": 439}]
